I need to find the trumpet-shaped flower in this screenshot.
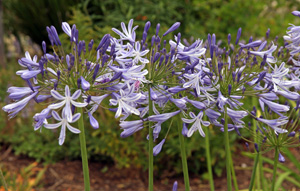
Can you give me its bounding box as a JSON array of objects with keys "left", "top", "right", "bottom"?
[
  {"left": 109, "top": 85, "right": 142, "bottom": 118},
  {"left": 3, "top": 91, "right": 38, "bottom": 119},
  {"left": 182, "top": 111, "right": 210, "bottom": 137},
  {"left": 148, "top": 110, "right": 181, "bottom": 123},
  {"left": 112, "top": 19, "right": 138, "bottom": 43},
  {"left": 257, "top": 117, "right": 288, "bottom": 134},
  {"left": 109, "top": 64, "right": 148, "bottom": 83},
  {"left": 48, "top": 85, "right": 87, "bottom": 122},
  {"left": 119, "top": 119, "right": 144, "bottom": 138},
  {"left": 227, "top": 108, "right": 248, "bottom": 125},
  {"left": 131, "top": 41, "right": 150, "bottom": 64},
  {"left": 249, "top": 42, "right": 277, "bottom": 64},
  {"left": 33, "top": 108, "right": 51, "bottom": 130},
  {"left": 8, "top": 86, "right": 40, "bottom": 100},
  {"left": 44, "top": 110, "right": 81, "bottom": 145},
  {"left": 170, "top": 38, "right": 206, "bottom": 63},
  {"left": 259, "top": 97, "right": 290, "bottom": 116},
  {"left": 183, "top": 70, "right": 205, "bottom": 96}
]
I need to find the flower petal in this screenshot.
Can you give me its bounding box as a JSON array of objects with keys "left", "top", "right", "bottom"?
[
  {"left": 51, "top": 90, "right": 65, "bottom": 100},
  {"left": 67, "top": 123, "right": 81, "bottom": 134},
  {"left": 48, "top": 100, "right": 66, "bottom": 109}
]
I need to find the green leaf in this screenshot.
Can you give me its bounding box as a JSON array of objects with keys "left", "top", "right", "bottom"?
[{"left": 275, "top": 171, "right": 291, "bottom": 191}]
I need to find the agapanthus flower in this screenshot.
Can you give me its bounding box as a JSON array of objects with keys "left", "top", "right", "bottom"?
[
  {"left": 112, "top": 19, "right": 138, "bottom": 43},
  {"left": 181, "top": 111, "right": 210, "bottom": 137},
  {"left": 109, "top": 84, "right": 143, "bottom": 118},
  {"left": 249, "top": 42, "right": 277, "bottom": 65},
  {"left": 3, "top": 21, "right": 123, "bottom": 146},
  {"left": 257, "top": 117, "right": 288, "bottom": 134},
  {"left": 153, "top": 139, "right": 165, "bottom": 156},
  {"left": 2, "top": 91, "right": 38, "bottom": 119},
  {"left": 119, "top": 119, "right": 144, "bottom": 138},
  {"left": 44, "top": 110, "right": 81, "bottom": 145},
  {"left": 48, "top": 85, "right": 87, "bottom": 122}
]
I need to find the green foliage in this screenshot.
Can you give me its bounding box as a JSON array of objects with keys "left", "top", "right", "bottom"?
[
  {"left": 3, "top": 0, "right": 79, "bottom": 45},
  {"left": 2, "top": 0, "right": 300, "bottom": 180},
  {"left": 243, "top": 151, "right": 300, "bottom": 189}
]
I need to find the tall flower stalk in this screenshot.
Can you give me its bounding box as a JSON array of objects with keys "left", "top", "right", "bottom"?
[
  {"left": 204, "top": 125, "right": 215, "bottom": 191},
  {"left": 148, "top": 85, "right": 154, "bottom": 191},
  {"left": 271, "top": 148, "right": 279, "bottom": 191},
  {"left": 177, "top": 116, "right": 190, "bottom": 191},
  {"left": 224, "top": 107, "right": 232, "bottom": 191},
  {"left": 77, "top": 106, "right": 90, "bottom": 191}
]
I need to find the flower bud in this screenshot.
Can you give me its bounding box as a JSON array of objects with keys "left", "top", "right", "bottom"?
[
  {"left": 182, "top": 123, "right": 188, "bottom": 137},
  {"left": 88, "top": 39, "right": 94, "bottom": 52},
  {"left": 153, "top": 139, "right": 165, "bottom": 156},
  {"left": 227, "top": 34, "right": 231, "bottom": 45},
  {"left": 42, "top": 41, "right": 46, "bottom": 54},
  {"left": 156, "top": 23, "right": 160, "bottom": 36},
  {"left": 163, "top": 22, "right": 180, "bottom": 36},
  {"left": 278, "top": 152, "right": 285, "bottom": 163},
  {"left": 266, "top": 28, "right": 270, "bottom": 39},
  {"left": 254, "top": 143, "right": 259, "bottom": 153},
  {"left": 235, "top": 28, "right": 242, "bottom": 45}
]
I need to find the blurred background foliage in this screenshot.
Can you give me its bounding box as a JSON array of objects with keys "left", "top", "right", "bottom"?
[{"left": 1, "top": 0, "right": 299, "bottom": 179}]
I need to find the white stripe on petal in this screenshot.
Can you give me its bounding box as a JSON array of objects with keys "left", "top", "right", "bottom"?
[
  {"left": 65, "top": 101, "right": 73, "bottom": 122},
  {"left": 48, "top": 100, "right": 66, "bottom": 109},
  {"left": 59, "top": 123, "right": 67, "bottom": 145},
  {"left": 52, "top": 110, "right": 62, "bottom": 121},
  {"left": 71, "top": 113, "right": 81, "bottom": 122},
  {"left": 65, "top": 85, "right": 70, "bottom": 97},
  {"left": 51, "top": 90, "right": 65, "bottom": 100},
  {"left": 44, "top": 122, "right": 62, "bottom": 129},
  {"left": 71, "top": 90, "right": 81, "bottom": 100},
  {"left": 67, "top": 123, "right": 81, "bottom": 134},
  {"left": 71, "top": 100, "right": 88, "bottom": 107}
]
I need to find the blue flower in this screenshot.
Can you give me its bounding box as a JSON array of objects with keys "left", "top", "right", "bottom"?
[
  {"left": 109, "top": 84, "right": 143, "bottom": 118},
  {"left": 33, "top": 108, "right": 51, "bottom": 130},
  {"left": 44, "top": 110, "right": 81, "bottom": 145},
  {"left": 112, "top": 19, "right": 138, "bottom": 43},
  {"left": 249, "top": 42, "right": 277, "bottom": 64},
  {"left": 257, "top": 117, "right": 288, "bottom": 134},
  {"left": 181, "top": 111, "right": 210, "bottom": 137},
  {"left": 48, "top": 85, "right": 87, "bottom": 122},
  {"left": 227, "top": 108, "right": 248, "bottom": 125},
  {"left": 259, "top": 97, "right": 290, "bottom": 116},
  {"left": 2, "top": 91, "right": 38, "bottom": 119},
  {"left": 172, "top": 181, "right": 178, "bottom": 191},
  {"left": 119, "top": 119, "right": 144, "bottom": 138},
  {"left": 148, "top": 110, "right": 181, "bottom": 123},
  {"left": 153, "top": 139, "right": 165, "bottom": 156}
]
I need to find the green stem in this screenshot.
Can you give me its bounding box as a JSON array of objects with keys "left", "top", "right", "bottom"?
[
  {"left": 78, "top": 106, "right": 91, "bottom": 191},
  {"left": 248, "top": 149, "right": 259, "bottom": 191},
  {"left": 230, "top": 153, "right": 238, "bottom": 191},
  {"left": 252, "top": 97, "right": 262, "bottom": 191},
  {"left": 271, "top": 148, "right": 279, "bottom": 191},
  {"left": 204, "top": 125, "right": 215, "bottom": 191},
  {"left": 148, "top": 86, "right": 154, "bottom": 191},
  {"left": 177, "top": 118, "right": 190, "bottom": 191},
  {"left": 0, "top": 166, "right": 8, "bottom": 191},
  {"left": 224, "top": 107, "right": 232, "bottom": 191},
  {"left": 259, "top": 147, "right": 266, "bottom": 191}
]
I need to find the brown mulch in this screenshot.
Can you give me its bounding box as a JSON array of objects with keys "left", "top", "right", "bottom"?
[{"left": 0, "top": 146, "right": 300, "bottom": 191}]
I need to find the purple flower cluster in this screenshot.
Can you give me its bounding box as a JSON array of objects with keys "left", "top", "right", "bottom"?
[{"left": 3, "top": 12, "right": 300, "bottom": 165}]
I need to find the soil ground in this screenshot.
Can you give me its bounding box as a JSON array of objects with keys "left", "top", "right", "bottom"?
[{"left": 1, "top": 146, "right": 299, "bottom": 191}]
